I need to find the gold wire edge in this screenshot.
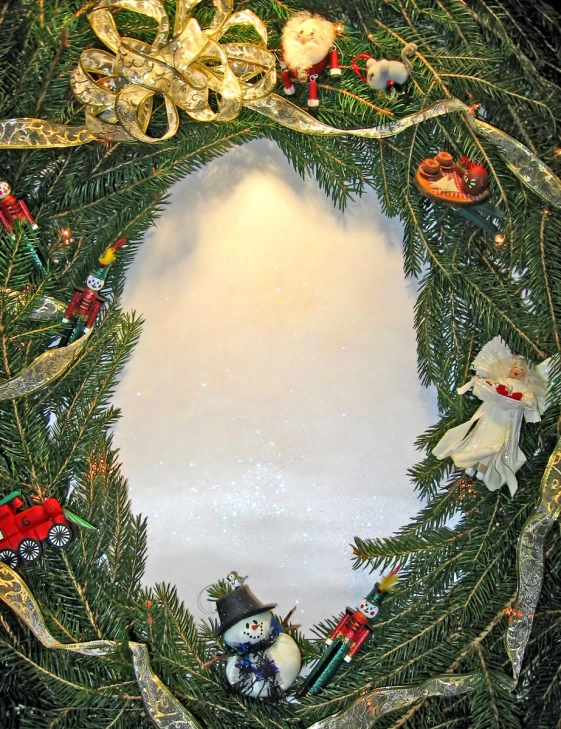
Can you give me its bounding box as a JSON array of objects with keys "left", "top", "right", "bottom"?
[
  {"left": 506, "top": 436, "right": 561, "bottom": 679},
  {"left": 0, "top": 331, "right": 91, "bottom": 401}
]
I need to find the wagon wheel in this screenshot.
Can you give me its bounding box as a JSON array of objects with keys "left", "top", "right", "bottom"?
[
  {"left": 18, "top": 538, "right": 42, "bottom": 562},
  {"left": 47, "top": 523, "right": 74, "bottom": 549},
  {"left": 0, "top": 548, "right": 19, "bottom": 569}
]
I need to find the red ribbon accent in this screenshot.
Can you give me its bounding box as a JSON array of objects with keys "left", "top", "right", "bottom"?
[
  {"left": 112, "top": 237, "right": 127, "bottom": 251},
  {"left": 352, "top": 53, "right": 373, "bottom": 82}
]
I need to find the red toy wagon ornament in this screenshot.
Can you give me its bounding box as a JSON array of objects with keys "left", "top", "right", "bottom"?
[{"left": 0, "top": 490, "right": 94, "bottom": 569}]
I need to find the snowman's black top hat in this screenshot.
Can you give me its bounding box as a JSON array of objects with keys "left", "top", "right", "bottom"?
[{"left": 215, "top": 585, "right": 276, "bottom": 636}]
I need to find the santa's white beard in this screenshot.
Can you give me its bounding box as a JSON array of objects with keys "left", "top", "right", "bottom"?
[{"left": 283, "top": 38, "right": 329, "bottom": 79}]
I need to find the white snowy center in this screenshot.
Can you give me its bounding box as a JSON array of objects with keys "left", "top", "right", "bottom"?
[{"left": 113, "top": 140, "right": 437, "bottom": 631}]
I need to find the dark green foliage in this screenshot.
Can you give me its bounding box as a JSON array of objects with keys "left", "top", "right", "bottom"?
[{"left": 1, "top": 0, "right": 560, "bottom": 727}]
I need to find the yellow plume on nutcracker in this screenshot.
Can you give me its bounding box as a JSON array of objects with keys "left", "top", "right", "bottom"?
[
  {"left": 379, "top": 565, "right": 401, "bottom": 593},
  {"left": 98, "top": 238, "right": 126, "bottom": 267},
  {"left": 379, "top": 573, "right": 399, "bottom": 592},
  {"left": 98, "top": 247, "right": 116, "bottom": 266}
]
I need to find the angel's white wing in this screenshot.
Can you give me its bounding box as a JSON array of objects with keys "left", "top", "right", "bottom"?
[
  {"left": 472, "top": 336, "right": 513, "bottom": 378},
  {"left": 534, "top": 357, "right": 552, "bottom": 413}
]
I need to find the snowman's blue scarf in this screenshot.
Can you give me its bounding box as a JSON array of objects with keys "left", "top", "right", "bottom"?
[
  {"left": 231, "top": 619, "right": 284, "bottom": 699},
  {"left": 232, "top": 618, "right": 282, "bottom": 662}
]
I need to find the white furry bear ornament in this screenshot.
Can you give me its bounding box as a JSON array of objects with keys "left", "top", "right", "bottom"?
[
  {"left": 352, "top": 44, "right": 417, "bottom": 92},
  {"left": 215, "top": 585, "right": 301, "bottom": 700},
  {"left": 280, "top": 12, "right": 342, "bottom": 109}
]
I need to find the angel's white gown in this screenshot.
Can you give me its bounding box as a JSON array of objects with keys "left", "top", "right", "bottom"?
[{"left": 433, "top": 337, "right": 549, "bottom": 496}]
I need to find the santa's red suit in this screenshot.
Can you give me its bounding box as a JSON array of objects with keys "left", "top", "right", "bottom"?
[{"left": 280, "top": 51, "right": 340, "bottom": 108}]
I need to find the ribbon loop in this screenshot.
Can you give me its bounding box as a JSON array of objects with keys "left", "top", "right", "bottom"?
[{"left": 70, "top": 0, "right": 275, "bottom": 141}]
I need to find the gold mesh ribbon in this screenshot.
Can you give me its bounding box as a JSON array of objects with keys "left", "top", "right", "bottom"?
[
  {"left": 303, "top": 674, "right": 479, "bottom": 729},
  {"left": 0, "top": 331, "right": 90, "bottom": 401},
  {"left": 0, "top": 0, "right": 560, "bottom": 206},
  {"left": 0, "top": 0, "right": 276, "bottom": 146},
  {"left": 464, "top": 115, "right": 561, "bottom": 209},
  {"left": 506, "top": 437, "right": 561, "bottom": 679},
  {"left": 131, "top": 642, "right": 205, "bottom": 728},
  {"left": 0, "top": 563, "right": 203, "bottom": 729},
  {"left": 28, "top": 295, "right": 66, "bottom": 320},
  {"left": 2, "top": 289, "right": 66, "bottom": 320},
  {"left": 0, "top": 562, "right": 117, "bottom": 654}
]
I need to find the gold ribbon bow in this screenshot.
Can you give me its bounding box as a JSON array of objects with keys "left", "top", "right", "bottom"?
[
  {"left": 71, "top": 0, "right": 276, "bottom": 143},
  {"left": 0, "top": 0, "right": 560, "bottom": 207}
]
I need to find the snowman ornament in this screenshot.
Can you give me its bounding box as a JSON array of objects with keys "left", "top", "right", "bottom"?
[{"left": 216, "top": 585, "right": 301, "bottom": 700}]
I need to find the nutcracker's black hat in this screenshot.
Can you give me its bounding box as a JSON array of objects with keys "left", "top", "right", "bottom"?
[{"left": 215, "top": 585, "right": 276, "bottom": 636}]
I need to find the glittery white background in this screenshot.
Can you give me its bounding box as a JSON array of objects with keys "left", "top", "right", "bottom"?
[{"left": 113, "top": 139, "right": 438, "bottom": 632}]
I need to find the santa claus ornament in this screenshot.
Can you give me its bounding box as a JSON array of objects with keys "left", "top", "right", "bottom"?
[
  {"left": 280, "top": 12, "right": 342, "bottom": 111},
  {"left": 216, "top": 585, "right": 301, "bottom": 700}
]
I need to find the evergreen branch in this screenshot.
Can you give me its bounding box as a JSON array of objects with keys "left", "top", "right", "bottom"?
[
  {"left": 49, "top": 316, "right": 139, "bottom": 483},
  {"left": 473, "top": 644, "right": 502, "bottom": 728},
  {"left": 464, "top": 277, "right": 545, "bottom": 357},
  {"left": 60, "top": 551, "right": 105, "bottom": 639},
  {"left": 0, "top": 641, "right": 99, "bottom": 692},
  {"left": 440, "top": 73, "right": 555, "bottom": 116},
  {"left": 317, "top": 82, "right": 394, "bottom": 117}
]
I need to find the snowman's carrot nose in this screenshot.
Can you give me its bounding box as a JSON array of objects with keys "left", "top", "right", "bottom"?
[{"left": 251, "top": 623, "right": 259, "bottom": 630}]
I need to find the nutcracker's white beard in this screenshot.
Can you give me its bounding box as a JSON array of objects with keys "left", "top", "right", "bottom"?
[{"left": 282, "top": 13, "right": 335, "bottom": 80}]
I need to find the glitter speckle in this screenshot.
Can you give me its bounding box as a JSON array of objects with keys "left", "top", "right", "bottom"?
[{"left": 113, "top": 139, "right": 438, "bottom": 632}]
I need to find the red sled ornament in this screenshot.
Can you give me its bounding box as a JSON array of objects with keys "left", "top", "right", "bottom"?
[{"left": 280, "top": 12, "right": 342, "bottom": 111}]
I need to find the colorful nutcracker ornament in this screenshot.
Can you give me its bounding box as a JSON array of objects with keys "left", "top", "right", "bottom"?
[
  {"left": 352, "top": 45, "right": 416, "bottom": 93},
  {"left": 215, "top": 584, "right": 301, "bottom": 700},
  {"left": 0, "top": 180, "right": 45, "bottom": 271},
  {"left": 433, "top": 336, "right": 550, "bottom": 496},
  {"left": 415, "top": 151, "right": 504, "bottom": 235},
  {"left": 280, "top": 12, "right": 342, "bottom": 111},
  {"left": 60, "top": 238, "right": 126, "bottom": 346},
  {"left": 299, "top": 567, "right": 400, "bottom": 695}
]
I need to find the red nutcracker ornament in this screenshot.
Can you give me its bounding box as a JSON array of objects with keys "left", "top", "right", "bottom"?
[
  {"left": 60, "top": 238, "right": 126, "bottom": 346},
  {"left": 298, "top": 566, "right": 400, "bottom": 695},
  {"left": 0, "top": 180, "right": 45, "bottom": 271},
  {"left": 280, "top": 13, "right": 342, "bottom": 111}
]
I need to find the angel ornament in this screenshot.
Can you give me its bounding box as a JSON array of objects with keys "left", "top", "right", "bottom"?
[{"left": 433, "top": 337, "right": 550, "bottom": 496}]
